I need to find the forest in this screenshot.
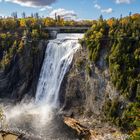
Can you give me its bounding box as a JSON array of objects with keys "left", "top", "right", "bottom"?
[{"left": 83, "top": 13, "right": 140, "bottom": 140}]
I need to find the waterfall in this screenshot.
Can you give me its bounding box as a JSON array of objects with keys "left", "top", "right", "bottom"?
[
  {"left": 2, "top": 33, "right": 84, "bottom": 139},
  {"left": 35, "top": 33, "right": 83, "bottom": 107}
]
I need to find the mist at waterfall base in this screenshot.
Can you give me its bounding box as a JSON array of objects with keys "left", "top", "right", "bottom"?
[{"left": 1, "top": 34, "right": 83, "bottom": 139}]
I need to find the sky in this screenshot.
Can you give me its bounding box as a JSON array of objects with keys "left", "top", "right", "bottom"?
[{"left": 0, "top": 0, "right": 140, "bottom": 20}]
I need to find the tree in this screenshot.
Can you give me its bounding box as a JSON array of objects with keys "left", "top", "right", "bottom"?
[
  {"left": 31, "top": 29, "right": 39, "bottom": 39},
  {"left": 120, "top": 14, "right": 122, "bottom": 20},
  {"left": 129, "top": 11, "right": 132, "bottom": 17},
  {"left": 11, "top": 12, "right": 17, "bottom": 19},
  {"left": 22, "top": 12, "right": 26, "bottom": 18},
  {"left": 31, "top": 13, "right": 34, "bottom": 18},
  {"left": 20, "top": 19, "right": 26, "bottom": 27},
  {"left": 34, "top": 13, "right": 39, "bottom": 19},
  {"left": 0, "top": 107, "right": 7, "bottom": 129},
  {"left": 99, "top": 15, "right": 103, "bottom": 22}
]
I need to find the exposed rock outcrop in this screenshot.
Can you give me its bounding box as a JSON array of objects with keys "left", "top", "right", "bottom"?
[
  {"left": 64, "top": 117, "right": 90, "bottom": 139},
  {"left": 60, "top": 45, "right": 116, "bottom": 116},
  {"left": 0, "top": 40, "right": 47, "bottom": 102},
  {"left": 64, "top": 117, "right": 128, "bottom": 140},
  {"left": 0, "top": 130, "right": 42, "bottom": 140},
  {"left": 0, "top": 131, "right": 18, "bottom": 140}
]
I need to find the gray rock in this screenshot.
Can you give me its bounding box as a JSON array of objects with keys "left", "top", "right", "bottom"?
[{"left": 0, "top": 40, "right": 47, "bottom": 102}]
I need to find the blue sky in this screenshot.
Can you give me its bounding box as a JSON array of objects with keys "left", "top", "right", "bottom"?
[{"left": 0, "top": 0, "right": 140, "bottom": 19}]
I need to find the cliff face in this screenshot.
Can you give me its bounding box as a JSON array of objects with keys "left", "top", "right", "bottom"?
[
  {"left": 59, "top": 45, "right": 131, "bottom": 140},
  {"left": 60, "top": 45, "right": 123, "bottom": 120},
  {"left": 0, "top": 40, "right": 47, "bottom": 101}
]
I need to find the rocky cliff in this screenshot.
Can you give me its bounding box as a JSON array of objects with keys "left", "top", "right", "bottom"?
[
  {"left": 60, "top": 45, "right": 117, "bottom": 116},
  {"left": 59, "top": 44, "right": 129, "bottom": 139},
  {"left": 60, "top": 16, "right": 140, "bottom": 139},
  {"left": 0, "top": 40, "right": 47, "bottom": 102}
]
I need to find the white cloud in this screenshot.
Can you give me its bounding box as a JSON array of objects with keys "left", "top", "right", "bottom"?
[
  {"left": 49, "top": 8, "right": 77, "bottom": 20},
  {"left": 94, "top": 3, "right": 113, "bottom": 14},
  {"left": 101, "top": 8, "right": 113, "bottom": 14},
  {"left": 94, "top": 4, "right": 101, "bottom": 10},
  {"left": 39, "top": 6, "right": 52, "bottom": 11},
  {"left": 115, "top": 0, "right": 132, "bottom": 4},
  {"left": 4, "top": 0, "right": 57, "bottom": 8}
]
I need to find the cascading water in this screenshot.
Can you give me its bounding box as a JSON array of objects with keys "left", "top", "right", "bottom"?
[
  {"left": 35, "top": 33, "right": 83, "bottom": 107},
  {"left": 1, "top": 33, "right": 83, "bottom": 139}
]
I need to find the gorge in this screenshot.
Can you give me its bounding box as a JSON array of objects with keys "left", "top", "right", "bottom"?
[{"left": 0, "top": 14, "right": 140, "bottom": 140}]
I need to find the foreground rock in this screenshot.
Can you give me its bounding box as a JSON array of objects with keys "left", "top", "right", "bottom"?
[
  {"left": 0, "top": 131, "right": 18, "bottom": 140},
  {"left": 64, "top": 117, "right": 90, "bottom": 139},
  {"left": 0, "top": 130, "right": 43, "bottom": 140},
  {"left": 64, "top": 117, "right": 129, "bottom": 140}
]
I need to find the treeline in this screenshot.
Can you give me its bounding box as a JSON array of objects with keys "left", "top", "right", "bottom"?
[
  {"left": 0, "top": 14, "right": 94, "bottom": 69},
  {"left": 83, "top": 13, "right": 140, "bottom": 139},
  {"left": 0, "top": 16, "right": 94, "bottom": 31}
]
